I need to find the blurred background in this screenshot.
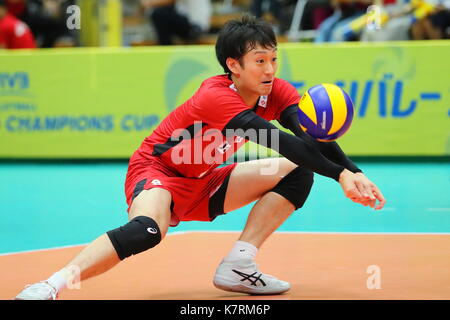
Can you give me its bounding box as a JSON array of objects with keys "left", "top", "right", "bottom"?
[
  {"left": 1, "top": 0, "right": 450, "bottom": 48},
  {"left": 0, "top": 1, "right": 449, "bottom": 255}
]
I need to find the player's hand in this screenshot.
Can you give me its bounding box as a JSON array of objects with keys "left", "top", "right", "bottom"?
[
  {"left": 338, "top": 169, "right": 386, "bottom": 210},
  {"left": 353, "top": 172, "right": 386, "bottom": 210},
  {"left": 339, "top": 168, "right": 364, "bottom": 201}
]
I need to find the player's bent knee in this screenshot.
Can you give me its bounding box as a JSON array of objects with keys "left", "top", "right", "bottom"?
[
  {"left": 271, "top": 167, "right": 314, "bottom": 210},
  {"left": 106, "top": 216, "right": 162, "bottom": 260}
]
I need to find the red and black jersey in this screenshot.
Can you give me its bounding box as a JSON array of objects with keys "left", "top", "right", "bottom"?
[{"left": 134, "top": 74, "right": 300, "bottom": 178}]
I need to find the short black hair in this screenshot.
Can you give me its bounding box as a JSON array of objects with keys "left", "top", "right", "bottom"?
[{"left": 215, "top": 15, "right": 277, "bottom": 75}]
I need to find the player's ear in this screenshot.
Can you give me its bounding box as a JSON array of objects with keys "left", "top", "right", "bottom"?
[{"left": 226, "top": 57, "right": 241, "bottom": 76}]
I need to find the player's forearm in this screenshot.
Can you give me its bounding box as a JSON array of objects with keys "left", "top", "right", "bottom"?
[
  {"left": 278, "top": 105, "right": 362, "bottom": 173},
  {"left": 316, "top": 141, "right": 362, "bottom": 173},
  {"left": 275, "top": 130, "right": 346, "bottom": 181},
  {"left": 225, "top": 110, "right": 345, "bottom": 181}
]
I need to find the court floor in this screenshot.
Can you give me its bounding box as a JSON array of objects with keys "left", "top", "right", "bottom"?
[{"left": 1, "top": 162, "right": 449, "bottom": 299}]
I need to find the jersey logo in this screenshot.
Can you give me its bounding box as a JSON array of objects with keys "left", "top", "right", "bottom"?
[
  {"left": 151, "top": 179, "right": 162, "bottom": 186},
  {"left": 217, "top": 141, "right": 231, "bottom": 154},
  {"left": 258, "top": 95, "right": 268, "bottom": 108},
  {"left": 230, "top": 84, "right": 267, "bottom": 108}
]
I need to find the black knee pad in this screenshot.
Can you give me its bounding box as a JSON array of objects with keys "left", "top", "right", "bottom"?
[
  {"left": 106, "top": 216, "right": 162, "bottom": 260},
  {"left": 271, "top": 167, "right": 314, "bottom": 210}
]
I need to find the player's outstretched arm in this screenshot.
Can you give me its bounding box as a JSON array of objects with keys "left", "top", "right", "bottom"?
[
  {"left": 226, "top": 110, "right": 345, "bottom": 180},
  {"left": 226, "top": 110, "right": 386, "bottom": 209},
  {"left": 278, "top": 105, "right": 386, "bottom": 210},
  {"left": 278, "top": 105, "right": 361, "bottom": 173}
]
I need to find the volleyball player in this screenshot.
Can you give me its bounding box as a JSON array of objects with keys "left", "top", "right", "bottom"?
[{"left": 15, "top": 15, "right": 385, "bottom": 300}]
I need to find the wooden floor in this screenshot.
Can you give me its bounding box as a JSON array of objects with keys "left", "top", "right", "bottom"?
[{"left": 2, "top": 232, "right": 450, "bottom": 300}]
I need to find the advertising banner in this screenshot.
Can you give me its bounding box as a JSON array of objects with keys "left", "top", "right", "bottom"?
[{"left": 0, "top": 41, "right": 449, "bottom": 158}]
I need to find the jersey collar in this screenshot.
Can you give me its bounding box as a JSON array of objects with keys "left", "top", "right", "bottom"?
[{"left": 229, "top": 83, "right": 268, "bottom": 108}]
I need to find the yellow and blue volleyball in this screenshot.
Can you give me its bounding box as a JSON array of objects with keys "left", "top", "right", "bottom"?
[{"left": 297, "top": 83, "right": 354, "bottom": 142}]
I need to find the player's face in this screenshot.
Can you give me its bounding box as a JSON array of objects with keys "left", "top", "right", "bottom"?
[{"left": 240, "top": 44, "right": 278, "bottom": 95}]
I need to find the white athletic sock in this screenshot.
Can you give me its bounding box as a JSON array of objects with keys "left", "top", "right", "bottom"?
[
  {"left": 223, "top": 240, "right": 258, "bottom": 262},
  {"left": 46, "top": 270, "right": 69, "bottom": 293}
]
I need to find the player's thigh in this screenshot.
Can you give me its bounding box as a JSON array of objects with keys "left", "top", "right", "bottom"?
[
  {"left": 128, "top": 187, "right": 172, "bottom": 238},
  {"left": 223, "top": 157, "right": 297, "bottom": 213}
]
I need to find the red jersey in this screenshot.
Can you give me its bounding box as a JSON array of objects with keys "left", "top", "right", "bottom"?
[
  {"left": 0, "top": 13, "right": 36, "bottom": 49},
  {"left": 133, "top": 75, "right": 300, "bottom": 178}
]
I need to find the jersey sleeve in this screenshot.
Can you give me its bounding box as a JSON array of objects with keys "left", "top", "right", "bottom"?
[
  {"left": 225, "top": 109, "right": 345, "bottom": 181},
  {"left": 270, "top": 78, "right": 301, "bottom": 121},
  {"left": 192, "top": 85, "right": 251, "bottom": 131}
]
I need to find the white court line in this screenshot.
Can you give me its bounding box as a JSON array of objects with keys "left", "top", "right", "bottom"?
[
  {"left": 362, "top": 207, "right": 450, "bottom": 212},
  {"left": 2, "top": 230, "right": 449, "bottom": 257},
  {"left": 426, "top": 208, "right": 450, "bottom": 212},
  {"left": 0, "top": 243, "right": 88, "bottom": 257}
]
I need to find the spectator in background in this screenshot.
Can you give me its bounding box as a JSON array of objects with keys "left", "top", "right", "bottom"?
[
  {"left": 360, "top": 0, "right": 450, "bottom": 41},
  {"left": 360, "top": 0, "right": 415, "bottom": 42},
  {"left": 314, "top": 0, "right": 372, "bottom": 42},
  {"left": 5, "top": 0, "right": 76, "bottom": 48},
  {"left": 251, "top": 0, "right": 283, "bottom": 22},
  {"left": 410, "top": 0, "right": 450, "bottom": 39},
  {"left": 0, "top": 0, "right": 36, "bottom": 49},
  {"left": 250, "top": 0, "right": 297, "bottom": 34},
  {"left": 301, "top": 0, "right": 335, "bottom": 30},
  {"left": 141, "top": 0, "right": 212, "bottom": 45}
]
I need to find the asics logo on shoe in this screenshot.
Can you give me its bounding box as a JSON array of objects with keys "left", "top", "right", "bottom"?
[
  {"left": 147, "top": 227, "right": 158, "bottom": 234},
  {"left": 232, "top": 269, "right": 266, "bottom": 286}
]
